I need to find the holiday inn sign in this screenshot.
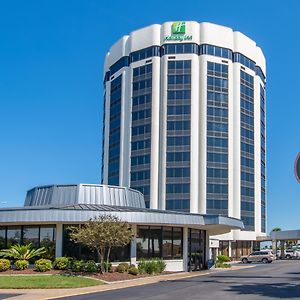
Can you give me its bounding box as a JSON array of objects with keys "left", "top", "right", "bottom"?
[{"left": 165, "top": 21, "right": 192, "bottom": 42}]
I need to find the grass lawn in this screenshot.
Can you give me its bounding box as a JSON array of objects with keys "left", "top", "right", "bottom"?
[{"left": 0, "top": 275, "right": 103, "bottom": 289}]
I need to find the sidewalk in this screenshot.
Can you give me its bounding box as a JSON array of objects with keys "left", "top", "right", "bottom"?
[{"left": 0, "top": 265, "right": 254, "bottom": 300}]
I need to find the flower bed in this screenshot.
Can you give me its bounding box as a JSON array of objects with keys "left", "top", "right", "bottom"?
[{"left": 0, "top": 267, "right": 175, "bottom": 282}]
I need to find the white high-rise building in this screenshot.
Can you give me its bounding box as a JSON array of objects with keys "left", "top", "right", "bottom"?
[{"left": 101, "top": 21, "right": 266, "bottom": 258}]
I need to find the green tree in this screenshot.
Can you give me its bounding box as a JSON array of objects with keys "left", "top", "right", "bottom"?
[
  {"left": 68, "top": 215, "right": 133, "bottom": 273},
  {"left": 271, "top": 227, "right": 282, "bottom": 232},
  {"left": 0, "top": 243, "right": 46, "bottom": 261}
]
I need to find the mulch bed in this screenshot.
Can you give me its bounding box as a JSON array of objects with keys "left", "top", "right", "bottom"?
[{"left": 0, "top": 268, "right": 175, "bottom": 282}]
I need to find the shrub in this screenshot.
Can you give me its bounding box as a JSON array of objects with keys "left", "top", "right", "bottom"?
[
  {"left": 155, "top": 259, "right": 166, "bottom": 274},
  {"left": 147, "top": 260, "right": 159, "bottom": 275},
  {"left": 0, "top": 259, "right": 10, "bottom": 272},
  {"left": 103, "top": 261, "right": 112, "bottom": 273},
  {"left": 71, "top": 260, "right": 84, "bottom": 272},
  {"left": 15, "top": 259, "right": 29, "bottom": 270},
  {"left": 53, "top": 257, "right": 69, "bottom": 270},
  {"left": 215, "top": 261, "right": 231, "bottom": 268},
  {"left": 118, "top": 263, "right": 129, "bottom": 272},
  {"left": 40, "top": 246, "right": 55, "bottom": 260},
  {"left": 137, "top": 259, "right": 147, "bottom": 274},
  {"left": 0, "top": 244, "right": 46, "bottom": 260},
  {"left": 83, "top": 260, "right": 98, "bottom": 273},
  {"left": 116, "top": 264, "right": 127, "bottom": 273},
  {"left": 217, "top": 255, "right": 230, "bottom": 263},
  {"left": 35, "top": 259, "right": 52, "bottom": 272},
  {"left": 138, "top": 258, "right": 166, "bottom": 275},
  {"left": 128, "top": 266, "right": 139, "bottom": 275}
]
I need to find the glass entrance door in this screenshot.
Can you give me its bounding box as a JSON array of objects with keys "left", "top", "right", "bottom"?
[{"left": 188, "top": 229, "right": 206, "bottom": 271}]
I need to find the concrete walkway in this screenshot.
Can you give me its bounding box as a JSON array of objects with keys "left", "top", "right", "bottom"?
[{"left": 0, "top": 265, "right": 253, "bottom": 300}]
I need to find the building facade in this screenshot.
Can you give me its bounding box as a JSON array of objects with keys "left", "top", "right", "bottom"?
[
  {"left": 0, "top": 184, "right": 243, "bottom": 271},
  {"left": 101, "top": 21, "right": 267, "bottom": 256}
]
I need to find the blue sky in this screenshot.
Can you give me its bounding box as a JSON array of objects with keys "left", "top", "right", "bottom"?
[{"left": 0, "top": 0, "right": 299, "bottom": 232}]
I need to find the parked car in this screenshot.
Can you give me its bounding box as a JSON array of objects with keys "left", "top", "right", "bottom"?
[
  {"left": 241, "top": 250, "right": 275, "bottom": 264},
  {"left": 285, "top": 249, "right": 294, "bottom": 259},
  {"left": 276, "top": 249, "right": 299, "bottom": 259},
  {"left": 293, "top": 250, "right": 300, "bottom": 258}
]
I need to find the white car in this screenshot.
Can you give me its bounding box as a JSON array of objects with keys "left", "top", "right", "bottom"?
[
  {"left": 293, "top": 250, "right": 300, "bottom": 258},
  {"left": 277, "top": 249, "right": 300, "bottom": 259}
]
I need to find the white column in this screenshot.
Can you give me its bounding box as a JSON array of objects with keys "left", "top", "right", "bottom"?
[
  {"left": 158, "top": 56, "right": 168, "bottom": 210},
  {"left": 232, "top": 63, "right": 241, "bottom": 219},
  {"left": 150, "top": 57, "right": 161, "bottom": 209},
  {"left": 228, "top": 241, "right": 232, "bottom": 258},
  {"left": 198, "top": 56, "right": 207, "bottom": 214},
  {"left": 190, "top": 55, "right": 200, "bottom": 213},
  {"left": 130, "top": 225, "right": 137, "bottom": 266},
  {"left": 120, "top": 67, "right": 132, "bottom": 187},
  {"left": 227, "top": 60, "right": 234, "bottom": 218},
  {"left": 183, "top": 227, "right": 189, "bottom": 272},
  {"left": 55, "top": 223, "right": 63, "bottom": 258}
]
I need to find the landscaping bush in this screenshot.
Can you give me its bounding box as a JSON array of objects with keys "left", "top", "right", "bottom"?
[
  {"left": 53, "top": 257, "right": 69, "bottom": 270},
  {"left": 117, "top": 263, "right": 129, "bottom": 272},
  {"left": 15, "top": 259, "right": 29, "bottom": 270},
  {"left": 215, "top": 261, "right": 231, "bottom": 268},
  {"left": 155, "top": 259, "right": 166, "bottom": 274},
  {"left": 83, "top": 260, "right": 98, "bottom": 273},
  {"left": 147, "top": 260, "right": 159, "bottom": 275},
  {"left": 116, "top": 264, "right": 127, "bottom": 273},
  {"left": 71, "top": 260, "right": 84, "bottom": 272},
  {"left": 216, "top": 255, "right": 230, "bottom": 263},
  {"left": 103, "top": 261, "right": 112, "bottom": 273},
  {"left": 0, "top": 259, "right": 10, "bottom": 272},
  {"left": 128, "top": 266, "right": 139, "bottom": 275},
  {"left": 137, "top": 259, "right": 147, "bottom": 274},
  {"left": 35, "top": 259, "right": 52, "bottom": 272},
  {"left": 215, "top": 255, "right": 231, "bottom": 268},
  {"left": 138, "top": 258, "right": 166, "bottom": 275}
]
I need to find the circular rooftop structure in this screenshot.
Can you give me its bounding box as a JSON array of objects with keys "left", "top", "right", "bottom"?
[{"left": 24, "top": 184, "right": 145, "bottom": 208}]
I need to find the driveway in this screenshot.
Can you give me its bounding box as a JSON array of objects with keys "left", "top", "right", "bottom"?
[{"left": 55, "top": 260, "right": 300, "bottom": 300}]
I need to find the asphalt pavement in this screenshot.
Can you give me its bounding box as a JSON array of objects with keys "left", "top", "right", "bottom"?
[{"left": 56, "top": 260, "right": 300, "bottom": 300}]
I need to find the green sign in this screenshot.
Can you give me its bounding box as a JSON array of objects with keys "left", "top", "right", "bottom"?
[
  {"left": 165, "top": 21, "right": 192, "bottom": 42},
  {"left": 172, "top": 22, "right": 186, "bottom": 35}
]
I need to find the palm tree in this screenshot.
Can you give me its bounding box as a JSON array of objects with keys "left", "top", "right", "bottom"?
[
  {"left": 0, "top": 243, "right": 46, "bottom": 260},
  {"left": 271, "top": 227, "right": 282, "bottom": 232}
]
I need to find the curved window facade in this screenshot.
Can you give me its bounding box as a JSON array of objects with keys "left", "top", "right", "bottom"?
[
  {"left": 240, "top": 70, "right": 255, "bottom": 231},
  {"left": 200, "top": 44, "right": 232, "bottom": 59},
  {"left": 206, "top": 62, "right": 229, "bottom": 215},
  {"left": 130, "top": 64, "right": 153, "bottom": 207},
  {"left": 162, "top": 43, "right": 198, "bottom": 55},
  {"left": 108, "top": 75, "right": 122, "bottom": 185},
  {"left": 106, "top": 43, "right": 265, "bottom": 79},
  {"left": 166, "top": 60, "right": 191, "bottom": 211}
]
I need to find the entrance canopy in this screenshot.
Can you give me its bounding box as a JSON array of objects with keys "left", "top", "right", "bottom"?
[{"left": 270, "top": 230, "right": 300, "bottom": 241}]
